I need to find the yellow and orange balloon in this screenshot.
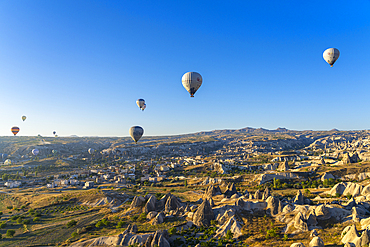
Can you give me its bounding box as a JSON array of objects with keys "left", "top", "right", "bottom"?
[{"left": 11, "top": 127, "right": 20, "bottom": 136}]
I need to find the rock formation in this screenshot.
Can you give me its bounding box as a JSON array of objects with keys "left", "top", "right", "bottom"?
[{"left": 193, "top": 198, "right": 215, "bottom": 227}]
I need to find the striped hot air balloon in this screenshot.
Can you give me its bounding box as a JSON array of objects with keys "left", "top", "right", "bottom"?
[{"left": 11, "top": 127, "right": 20, "bottom": 136}]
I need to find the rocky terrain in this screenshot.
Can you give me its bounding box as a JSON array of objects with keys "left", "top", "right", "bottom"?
[{"left": 1, "top": 128, "right": 370, "bottom": 246}]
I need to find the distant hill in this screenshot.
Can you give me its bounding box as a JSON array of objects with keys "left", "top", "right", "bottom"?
[{"left": 194, "top": 127, "right": 293, "bottom": 135}]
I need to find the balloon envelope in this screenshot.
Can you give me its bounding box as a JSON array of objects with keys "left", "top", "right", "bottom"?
[
  {"left": 53, "top": 131, "right": 56, "bottom": 135},
  {"left": 323, "top": 48, "right": 340, "bottom": 67},
  {"left": 136, "top": 99, "right": 146, "bottom": 110},
  {"left": 129, "top": 126, "right": 144, "bottom": 143},
  {"left": 182, "top": 72, "right": 202, "bottom": 97},
  {"left": 32, "top": 149, "right": 39, "bottom": 156},
  {"left": 52, "top": 150, "right": 57, "bottom": 154},
  {"left": 22, "top": 116, "right": 26, "bottom": 121},
  {"left": 11, "top": 127, "right": 20, "bottom": 136},
  {"left": 88, "top": 148, "right": 95, "bottom": 154},
  {"left": 4, "top": 159, "right": 11, "bottom": 165}
]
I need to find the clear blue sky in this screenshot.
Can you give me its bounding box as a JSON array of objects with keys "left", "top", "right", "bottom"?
[{"left": 1, "top": 1, "right": 370, "bottom": 137}]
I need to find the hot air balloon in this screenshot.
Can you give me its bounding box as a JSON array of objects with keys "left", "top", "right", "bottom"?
[
  {"left": 11, "top": 127, "right": 20, "bottom": 136},
  {"left": 52, "top": 150, "right": 57, "bottom": 154},
  {"left": 323, "top": 48, "right": 340, "bottom": 67},
  {"left": 88, "top": 148, "right": 95, "bottom": 155},
  {"left": 32, "top": 149, "right": 39, "bottom": 156},
  {"left": 182, "top": 72, "right": 202, "bottom": 97},
  {"left": 53, "top": 131, "right": 56, "bottom": 135},
  {"left": 129, "top": 126, "right": 144, "bottom": 143},
  {"left": 136, "top": 99, "right": 146, "bottom": 111},
  {"left": 4, "top": 159, "right": 11, "bottom": 165},
  {"left": 22, "top": 116, "right": 26, "bottom": 121},
  {"left": 142, "top": 104, "right": 146, "bottom": 110}
]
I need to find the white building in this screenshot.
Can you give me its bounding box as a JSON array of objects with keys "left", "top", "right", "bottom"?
[{"left": 4, "top": 181, "right": 21, "bottom": 188}]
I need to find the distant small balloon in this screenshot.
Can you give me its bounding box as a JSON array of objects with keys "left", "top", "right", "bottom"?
[
  {"left": 182, "top": 72, "right": 202, "bottom": 97},
  {"left": 88, "top": 148, "right": 95, "bottom": 155},
  {"left": 52, "top": 150, "right": 57, "bottom": 154},
  {"left": 22, "top": 116, "right": 26, "bottom": 121},
  {"left": 323, "top": 48, "right": 340, "bottom": 67},
  {"left": 32, "top": 149, "right": 39, "bottom": 156},
  {"left": 53, "top": 131, "right": 56, "bottom": 135},
  {"left": 11, "top": 127, "right": 20, "bottom": 136},
  {"left": 4, "top": 159, "right": 11, "bottom": 165},
  {"left": 136, "top": 99, "right": 146, "bottom": 111},
  {"left": 129, "top": 126, "right": 144, "bottom": 143}
]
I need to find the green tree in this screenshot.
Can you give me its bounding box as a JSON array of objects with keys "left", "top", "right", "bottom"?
[
  {"left": 22, "top": 219, "right": 30, "bottom": 225},
  {"left": 0, "top": 222, "right": 7, "bottom": 229},
  {"left": 116, "top": 221, "right": 126, "bottom": 229},
  {"left": 2, "top": 174, "right": 9, "bottom": 181},
  {"left": 225, "top": 230, "right": 233, "bottom": 240},
  {"left": 6, "top": 229, "right": 15, "bottom": 237},
  {"left": 67, "top": 220, "right": 77, "bottom": 228}
]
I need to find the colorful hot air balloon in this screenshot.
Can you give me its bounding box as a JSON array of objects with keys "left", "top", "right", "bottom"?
[
  {"left": 32, "top": 149, "right": 39, "bottom": 156},
  {"left": 129, "top": 126, "right": 144, "bottom": 143},
  {"left": 11, "top": 127, "right": 20, "bottom": 136},
  {"left": 182, "top": 72, "right": 202, "bottom": 97},
  {"left": 88, "top": 148, "right": 95, "bottom": 155},
  {"left": 52, "top": 150, "right": 57, "bottom": 154},
  {"left": 4, "top": 159, "right": 11, "bottom": 165},
  {"left": 22, "top": 116, "right": 26, "bottom": 121},
  {"left": 136, "top": 99, "right": 146, "bottom": 111},
  {"left": 142, "top": 104, "right": 146, "bottom": 110},
  {"left": 323, "top": 48, "right": 340, "bottom": 67}
]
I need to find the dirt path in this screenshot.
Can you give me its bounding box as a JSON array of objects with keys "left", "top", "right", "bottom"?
[{"left": 31, "top": 211, "right": 101, "bottom": 231}]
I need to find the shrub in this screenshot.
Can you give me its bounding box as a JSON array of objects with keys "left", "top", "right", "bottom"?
[
  {"left": 11, "top": 215, "right": 19, "bottom": 221},
  {"left": 283, "top": 234, "right": 288, "bottom": 241},
  {"left": 22, "top": 219, "right": 30, "bottom": 225},
  {"left": 138, "top": 213, "right": 147, "bottom": 222},
  {"left": 95, "top": 221, "right": 104, "bottom": 228},
  {"left": 7, "top": 206, "right": 13, "bottom": 210},
  {"left": 265, "top": 227, "right": 279, "bottom": 239},
  {"left": 225, "top": 230, "right": 233, "bottom": 240},
  {"left": 33, "top": 217, "right": 40, "bottom": 222},
  {"left": 101, "top": 218, "right": 110, "bottom": 226},
  {"left": 16, "top": 218, "right": 23, "bottom": 224},
  {"left": 116, "top": 221, "right": 126, "bottom": 229},
  {"left": 67, "top": 220, "right": 77, "bottom": 228},
  {"left": 6, "top": 229, "right": 15, "bottom": 237},
  {"left": 71, "top": 232, "right": 78, "bottom": 238},
  {"left": 168, "top": 227, "right": 177, "bottom": 235},
  {"left": 0, "top": 222, "right": 7, "bottom": 229}
]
